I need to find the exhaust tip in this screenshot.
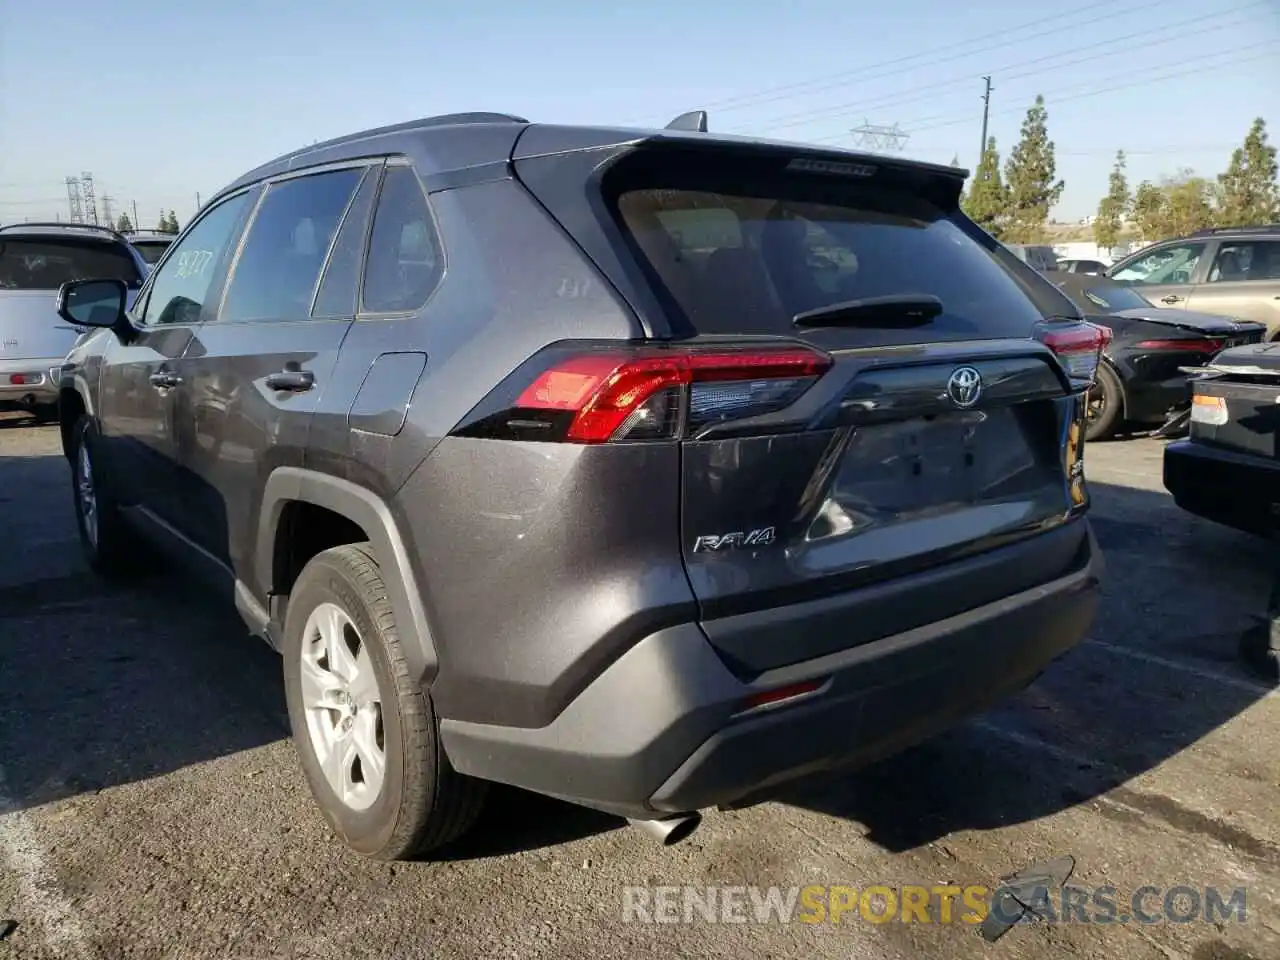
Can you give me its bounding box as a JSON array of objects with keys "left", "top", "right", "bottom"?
[{"left": 627, "top": 813, "right": 702, "bottom": 846}]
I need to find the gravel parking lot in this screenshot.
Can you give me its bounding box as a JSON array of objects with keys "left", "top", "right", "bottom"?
[{"left": 1, "top": 410, "right": 1277, "bottom": 960}]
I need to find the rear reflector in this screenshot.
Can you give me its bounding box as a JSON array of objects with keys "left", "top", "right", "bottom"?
[
  {"left": 738, "top": 678, "right": 826, "bottom": 713},
  {"left": 498, "top": 345, "right": 832, "bottom": 443},
  {"left": 1037, "top": 321, "right": 1111, "bottom": 385}
]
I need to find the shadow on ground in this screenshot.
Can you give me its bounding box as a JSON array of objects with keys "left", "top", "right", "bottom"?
[
  {"left": 2, "top": 437, "right": 1272, "bottom": 860},
  {"left": 779, "top": 479, "right": 1274, "bottom": 853}
]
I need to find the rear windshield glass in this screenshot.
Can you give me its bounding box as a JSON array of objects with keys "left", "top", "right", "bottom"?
[
  {"left": 609, "top": 168, "right": 1053, "bottom": 340},
  {"left": 0, "top": 238, "right": 141, "bottom": 290},
  {"left": 1080, "top": 285, "right": 1151, "bottom": 312},
  {"left": 132, "top": 240, "right": 171, "bottom": 264}
]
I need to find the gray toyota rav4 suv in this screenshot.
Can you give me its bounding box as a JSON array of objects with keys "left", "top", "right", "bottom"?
[{"left": 54, "top": 111, "right": 1105, "bottom": 859}]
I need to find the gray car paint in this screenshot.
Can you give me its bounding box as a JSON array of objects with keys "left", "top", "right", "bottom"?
[{"left": 57, "top": 112, "right": 1103, "bottom": 822}]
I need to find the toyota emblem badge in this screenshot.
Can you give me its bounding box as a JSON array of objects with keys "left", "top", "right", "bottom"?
[{"left": 947, "top": 366, "right": 983, "bottom": 408}]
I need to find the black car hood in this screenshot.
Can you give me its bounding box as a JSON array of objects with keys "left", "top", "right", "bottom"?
[{"left": 1109, "top": 306, "right": 1262, "bottom": 335}]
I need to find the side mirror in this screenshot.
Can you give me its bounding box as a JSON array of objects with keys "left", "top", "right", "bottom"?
[{"left": 57, "top": 279, "right": 129, "bottom": 332}]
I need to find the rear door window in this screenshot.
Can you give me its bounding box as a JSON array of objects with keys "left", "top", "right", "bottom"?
[
  {"left": 220, "top": 167, "right": 364, "bottom": 324},
  {"left": 0, "top": 238, "right": 141, "bottom": 290},
  {"left": 360, "top": 164, "right": 443, "bottom": 315},
  {"left": 610, "top": 177, "right": 1050, "bottom": 340}
]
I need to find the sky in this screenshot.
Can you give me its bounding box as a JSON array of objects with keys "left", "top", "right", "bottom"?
[{"left": 1, "top": 0, "right": 1277, "bottom": 230}]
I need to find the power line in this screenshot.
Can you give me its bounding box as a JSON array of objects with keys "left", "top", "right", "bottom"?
[
  {"left": 736, "top": 3, "right": 1264, "bottom": 134},
  {"left": 696, "top": 0, "right": 1169, "bottom": 116},
  {"left": 811, "top": 44, "right": 1273, "bottom": 146}
]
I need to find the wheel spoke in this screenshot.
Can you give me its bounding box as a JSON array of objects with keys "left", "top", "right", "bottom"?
[
  {"left": 347, "top": 642, "right": 380, "bottom": 705},
  {"left": 299, "top": 656, "right": 336, "bottom": 711},
  {"left": 321, "top": 738, "right": 351, "bottom": 798},
  {"left": 351, "top": 708, "right": 385, "bottom": 794},
  {"left": 320, "top": 606, "right": 359, "bottom": 682}
]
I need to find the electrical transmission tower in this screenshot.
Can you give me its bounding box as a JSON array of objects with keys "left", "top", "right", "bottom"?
[
  {"left": 65, "top": 177, "right": 86, "bottom": 224},
  {"left": 80, "top": 172, "right": 99, "bottom": 224},
  {"left": 850, "top": 120, "right": 910, "bottom": 153}
]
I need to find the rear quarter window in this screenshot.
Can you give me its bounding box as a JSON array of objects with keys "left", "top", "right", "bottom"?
[
  {"left": 0, "top": 238, "right": 141, "bottom": 290},
  {"left": 607, "top": 169, "right": 1053, "bottom": 342}
]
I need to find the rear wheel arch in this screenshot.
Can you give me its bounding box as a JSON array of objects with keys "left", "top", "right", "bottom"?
[{"left": 259, "top": 468, "right": 439, "bottom": 686}]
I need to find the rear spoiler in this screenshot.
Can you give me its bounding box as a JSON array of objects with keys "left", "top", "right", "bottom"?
[{"left": 512, "top": 125, "right": 969, "bottom": 211}]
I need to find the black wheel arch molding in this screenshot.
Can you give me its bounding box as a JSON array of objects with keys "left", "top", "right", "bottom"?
[{"left": 257, "top": 467, "right": 440, "bottom": 688}]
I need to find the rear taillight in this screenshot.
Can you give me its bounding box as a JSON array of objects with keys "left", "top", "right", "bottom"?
[
  {"left": 1037, "top": 321, "right": 1112, "bottom": 386},
  {"left": 1134, "top": 338, "right": 1223, "bottom": 355},
  {"left": 457, "top": 344, "right": 832, "bottom": 443}
]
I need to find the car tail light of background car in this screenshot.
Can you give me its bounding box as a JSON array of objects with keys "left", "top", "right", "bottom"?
[{"left": 1133, "top": 337, "right": 1229, "bottom": 358}]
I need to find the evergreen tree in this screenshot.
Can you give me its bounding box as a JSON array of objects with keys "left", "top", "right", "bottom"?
[
  {"left": 1216, "top": 117, "right": 1279, "bottom": 227},
  {"left": 166, "top": 210, "right": 181, "bottom": 234},
  {"left": 1131, "top": 182, "right": 1166, "bottom": 241},
  {"left": 963, "top": 137, "right": 1009, "bottom": 238},
  {"left": 1003, "top": 95, "right": 1065, "bottom": 243},
  {"left": 950, "top": 154, "right": 960, "bottom": 168},
  {"left": 158, "top": 210, "right": 167, "bottom": 232},
  {"left": 116, "top": 212, "right": 134, "bottom": 233},
  {"left": 1093, "top": 151, "right": 1129, "bottom": 251}
]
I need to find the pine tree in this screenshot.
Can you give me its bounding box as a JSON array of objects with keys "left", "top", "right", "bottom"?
[
  {"left": 166, "top": 210, "right": 181, "bottom": 234},
  {"left": 158, "top": 210, "right": 167, "bottom": 232},
  {"left": 963, "top": 137, "right": 1009, "bottom": 238},
  {"left": 1093, "top": 151, "right": 1129, "bottom": 251},
  {"left": 950, "top": 154, "right": 961, "bottom": 168},
  {"left": 116, "top": 212, "right": 134, "bottom": 233},
  {"left": 1003, "top": 95, "right": 1065, "bottom": 243},
  {"left": 1216, "top": 118, "right": 1279, "bottom": 227}
]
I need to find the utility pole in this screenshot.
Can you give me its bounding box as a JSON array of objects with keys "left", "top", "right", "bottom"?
[
  {"left": 978, "top": 76, "right": 994, "bottom": 167},
  {"left": 131, "top": 200, "right": 139, "bottom": 231},
  {"left": 195, "top": 191, "right": 201, "bottom": 211},
  {"left": 102, "top": 195, "right": 114, "bottom": 226}
]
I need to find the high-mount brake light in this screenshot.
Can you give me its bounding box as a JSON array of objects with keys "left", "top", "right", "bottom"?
[
  {"left": 492, "top": 345, "right": 832, "bottom": 443},
  {"left": 1037, "top": 321, "right": 1112, "bottom": 385}
]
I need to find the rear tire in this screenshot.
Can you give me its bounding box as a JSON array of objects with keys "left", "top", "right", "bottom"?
[
  {"left": 69, "top": 416, "right": 147, "bottom": 579},
  {"left": 1085, "top": 364, "right": 1123, "bottom": 442},
  {"left": 283, "top": 543, "right": 487, "bottom": 860}
]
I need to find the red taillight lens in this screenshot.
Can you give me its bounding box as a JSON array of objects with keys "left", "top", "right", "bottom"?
[
  {"left": 1134, "top": 338, "right": 1223, "bottom": 354},
  {"left": 1038, "top": 322, "right": 1111, "bottom": 385},
  {"left": 477, "top": 344, "right": 832, "bottom": 443}
]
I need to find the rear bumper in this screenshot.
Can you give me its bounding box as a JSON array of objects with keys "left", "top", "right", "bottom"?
[
  {"left": 0, "top": 358, "right": 62, "bottom": 405},
  {"left": 1123, "top": 372, "right": 1190, "bottom": 423},
  {"left": 440, "top": 520, "right": 1103, "bottom": 820},
  {"left": 1164, "top": 439, "right": 1278, "bottom": 537}
]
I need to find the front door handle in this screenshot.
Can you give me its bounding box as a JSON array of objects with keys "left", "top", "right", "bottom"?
[
  {"left": 1161, "top": 295, "right": 1184, "bottom": 304},
  {"left": 264, "top": 369, "right": 315, "bottom": 392},
  {"left": 148, "top": 371, "right": 182, "bottom": 389}
]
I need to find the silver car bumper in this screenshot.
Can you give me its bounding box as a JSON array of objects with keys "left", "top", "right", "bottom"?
[{"left": 0, "top": 358, "right": 62, "bottom": 404}]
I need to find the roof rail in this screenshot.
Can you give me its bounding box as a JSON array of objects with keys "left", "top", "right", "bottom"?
[
  {"left": 665, "top": 110, "right": 708, "bottom": 132},
  {"left": 0, "top": 221, "right": 127, "bottom": 241},
  {"left": 1190, "top": 222, "right": 1280, "bottom": 237},
  {"left": 417, "top": 111, "right": 530, "bottom": 128}
]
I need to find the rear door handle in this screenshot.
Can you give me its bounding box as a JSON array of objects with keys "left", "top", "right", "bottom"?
[
  {"left": 1161, "top": 295, "right": 1184, "bottom": 304},
  {"left": 148, "top": 371, "right": 182, "bottom": 389},
  {"left": 264, "top": 369, "right": 315, "bottom": 392}
]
